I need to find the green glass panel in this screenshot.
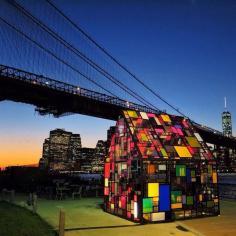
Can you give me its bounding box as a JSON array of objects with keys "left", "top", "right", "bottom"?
[
  {"left": 160, "top": 148, "right": 168, "bottom": 157},
  {"left": 186, "top": 196, "right": 193, "bottom": 205},
  {"left": 176, "top": 165, "right": 186, "bottom": 177},
  {"left": 143, "top": 198, "right": 153, "bottom": 213},
  {"left": 191, "top": 170, "right": 195, "bottom": 177},
  {"left": 171, "top": 191, "right": 182, "bottom": 203}
]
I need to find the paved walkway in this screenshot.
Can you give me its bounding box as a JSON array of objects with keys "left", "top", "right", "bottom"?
[
  {"left": 180, "top": 200, "right": 236, "bottom": 236},
  {"left": 16, "top": 196, "right": 236, "bottom": 236}
]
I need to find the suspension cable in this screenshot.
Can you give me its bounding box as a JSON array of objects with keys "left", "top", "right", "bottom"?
[
  {"left": 46, "top": 0, "right": 188, "bottom": 118},
  {"left": 0, "top": 16, "right": 117, "bottom": 97},
  {"left": 9, "top": 0, "right": 160, "bottom": 111}
]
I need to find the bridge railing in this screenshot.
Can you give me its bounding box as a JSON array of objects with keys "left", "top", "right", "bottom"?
[
  {"left": 0, "top": 64, "right": 161, "bottom": 114},
  {"left": 2, "top": 64, "right": 235, "bottom": 140},
  {"left": 192, "top": 121, "right": 236, "bottom": 141},
  {"left": 192, "top": 121, "right": 222, "bottom": 135}
]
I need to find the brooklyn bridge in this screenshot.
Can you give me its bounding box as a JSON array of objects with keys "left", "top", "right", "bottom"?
[
  {"left": 1, "top": 0, "right": 236, "bottom": 230},
  {"left": 0, "top": 0, "right": 235, "bottom": 150}
]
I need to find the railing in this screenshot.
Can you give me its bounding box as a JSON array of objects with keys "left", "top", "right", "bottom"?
[
  {"left": 192, "top": 121, "right": 223, "bottom": 135},
  {"left": 1, "top": 64, "right": 235, "bottom": 140},
  {"left": 192, "top": 121, "right": 236, "bottom": 140},
  {"left": 0, "top": 64, "right": 160, "bottom": 114}
]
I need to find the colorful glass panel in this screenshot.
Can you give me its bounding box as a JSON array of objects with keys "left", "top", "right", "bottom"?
[
  {"left": 159, "top": 185, "right": 170, "bottom": 211},
  {"left": 186, "top": 196, "right": 194, "bottom": 205},
  {"left": 143, "top": 198, "right": 153, "bottom": 213},
  {"left": 148, "top": 183, "right": 159, "bottom": 197},
  {"left": 104, "top": 110, "right": 219, "bottom": 223},
  {"left": 186, "top": 137, "right": 201, "bottom": 148},
  {"left": 176, "top": 165, "right": 186, "bottom": 177},
  {"left": 161, "top": 114, "right": 171, "bottom": 123},
  {"left": 174, "top": 146, "right": 192, "bottom": 158}
]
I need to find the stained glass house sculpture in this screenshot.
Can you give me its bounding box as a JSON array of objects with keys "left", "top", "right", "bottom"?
[{"left": 104, "top": 110, "right": 219, "bottom": 223}]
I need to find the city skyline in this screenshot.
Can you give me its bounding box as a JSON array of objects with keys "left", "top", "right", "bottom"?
[
  {"left": 0, "top": 104, "right": 114, "bottom": 168},
  {"left": 1, "top": 0, "right": 236, "bottom": 168},
  {"left": 39, "top": 128, "right": 107, "bottom": 172}
]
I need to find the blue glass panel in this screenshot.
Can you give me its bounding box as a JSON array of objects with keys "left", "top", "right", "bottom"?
[
  {"left": 159, "top": 184, "right": 170, "bottom": 211},
  {"left": 186, "top": 168, "right": 191, "bottom": 183}
]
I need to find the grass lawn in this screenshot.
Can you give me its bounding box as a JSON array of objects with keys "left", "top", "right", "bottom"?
[{"left": 0, "top": 201, "right": 56, "bottom": 236}]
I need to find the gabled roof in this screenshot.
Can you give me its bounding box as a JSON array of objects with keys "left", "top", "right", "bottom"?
[{"left": 122, "top": 110, "right": 213, "bottom": 160}]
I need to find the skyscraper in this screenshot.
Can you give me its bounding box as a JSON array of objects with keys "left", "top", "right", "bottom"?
[
  {"left": 222, "top": 97, "right": 232, "bottom": 137},
  {"left": 39, "top": 129, "right": 82, "bottom": 170},
  {"left": 91, "top": 140, "right": 107, "bottom": 173}
]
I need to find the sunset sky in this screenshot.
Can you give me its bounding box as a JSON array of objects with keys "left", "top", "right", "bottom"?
[
  {"left": 0, "top": 101, "right": 114, "bottom": 168},
  {"left": 0, "top": 0, "right": 236, "bottom": 168}
]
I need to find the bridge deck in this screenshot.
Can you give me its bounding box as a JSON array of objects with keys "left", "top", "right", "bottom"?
[
  {"left": 0, "top": 64, "right": 159, "bottom": 120},
  {"left": 0, "top": 64, "right": 236, "bottom": 148}
]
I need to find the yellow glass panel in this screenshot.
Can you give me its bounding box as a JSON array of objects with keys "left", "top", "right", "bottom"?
[
  {"left": 199, "top": 194, "right": 203, "bottom": 201},
  {"left": 131, "top": 200, "right": 134, "bottom": 210},
  {"left": 132, "top": 120, "right": 137, "bottom": 127},
  {"left": 140, "top": 133, "right": 148, "bottom": 141},
  {"left": 127, "top": 110, "right": 138, "bottom": 118},
  {"left": 111, "top": 203, "right": 114, "bottom": 210},
  {"left": 123, "top": 110, "right": 128, "bottom": 118},
  {"left": 213, "top": 172, "right": 217, "bottom": 183},
  {"left": 127, "top": 204, "right": 131, "bottom": 211},
  {"left": 171, "top": 203, "right": 182, "bottom": 209},
  {"left": 148, "top": 183, "right": 159, "bottom": 197},
  {"left": 146, "top": 148, "right": 153, "bottom": 155},
  {"left": 140, "top": 112, "right": 149, "bottom": 119},
  {"left": 105, "top": 178, "right": 109, "bottom": 187},
  {"left": 161, "top": 114, "right": 171, "bottom": 123},
  {"left": 143, "top": 213, "right": 151, "bottom": 221},
  {"left": 130, "top": 127, "right": 134, "bottom": 134},
  {"left": 174, "top": 146, "right": 192, "bottom": 158},
  {"left": 186, "top": 137, "right": 201, "bottom": 147},
  {"left": 208, "top": 165, "right": 213, "bottom": 175}
]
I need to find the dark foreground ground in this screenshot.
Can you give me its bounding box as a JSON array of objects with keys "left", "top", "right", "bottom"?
[
  {"left": 0, "top": 201, "right": 56, "bottom": 236},
  {"left": 10, "top": 195, "right": 236, "bottom": 236}
]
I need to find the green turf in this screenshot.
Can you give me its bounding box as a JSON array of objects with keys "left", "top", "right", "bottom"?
[{"left": 0, "top": 201, "right": 56, "bottom": 236}]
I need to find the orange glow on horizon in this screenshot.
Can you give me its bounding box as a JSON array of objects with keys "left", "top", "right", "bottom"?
[
  {"left": 0, "top": 134, "right": 97, "bottom": 169},
  {"left": 0, "top": 142, "right": 41, "bottom": 169}
]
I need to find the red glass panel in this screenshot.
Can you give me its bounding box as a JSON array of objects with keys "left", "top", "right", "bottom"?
[{"left": 104, "top": 163, "right": 110, "bottom": 178}]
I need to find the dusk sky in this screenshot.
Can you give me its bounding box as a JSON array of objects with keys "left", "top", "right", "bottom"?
[{"left": 0, "top": 0, "right": 236, "bottom": 168}]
